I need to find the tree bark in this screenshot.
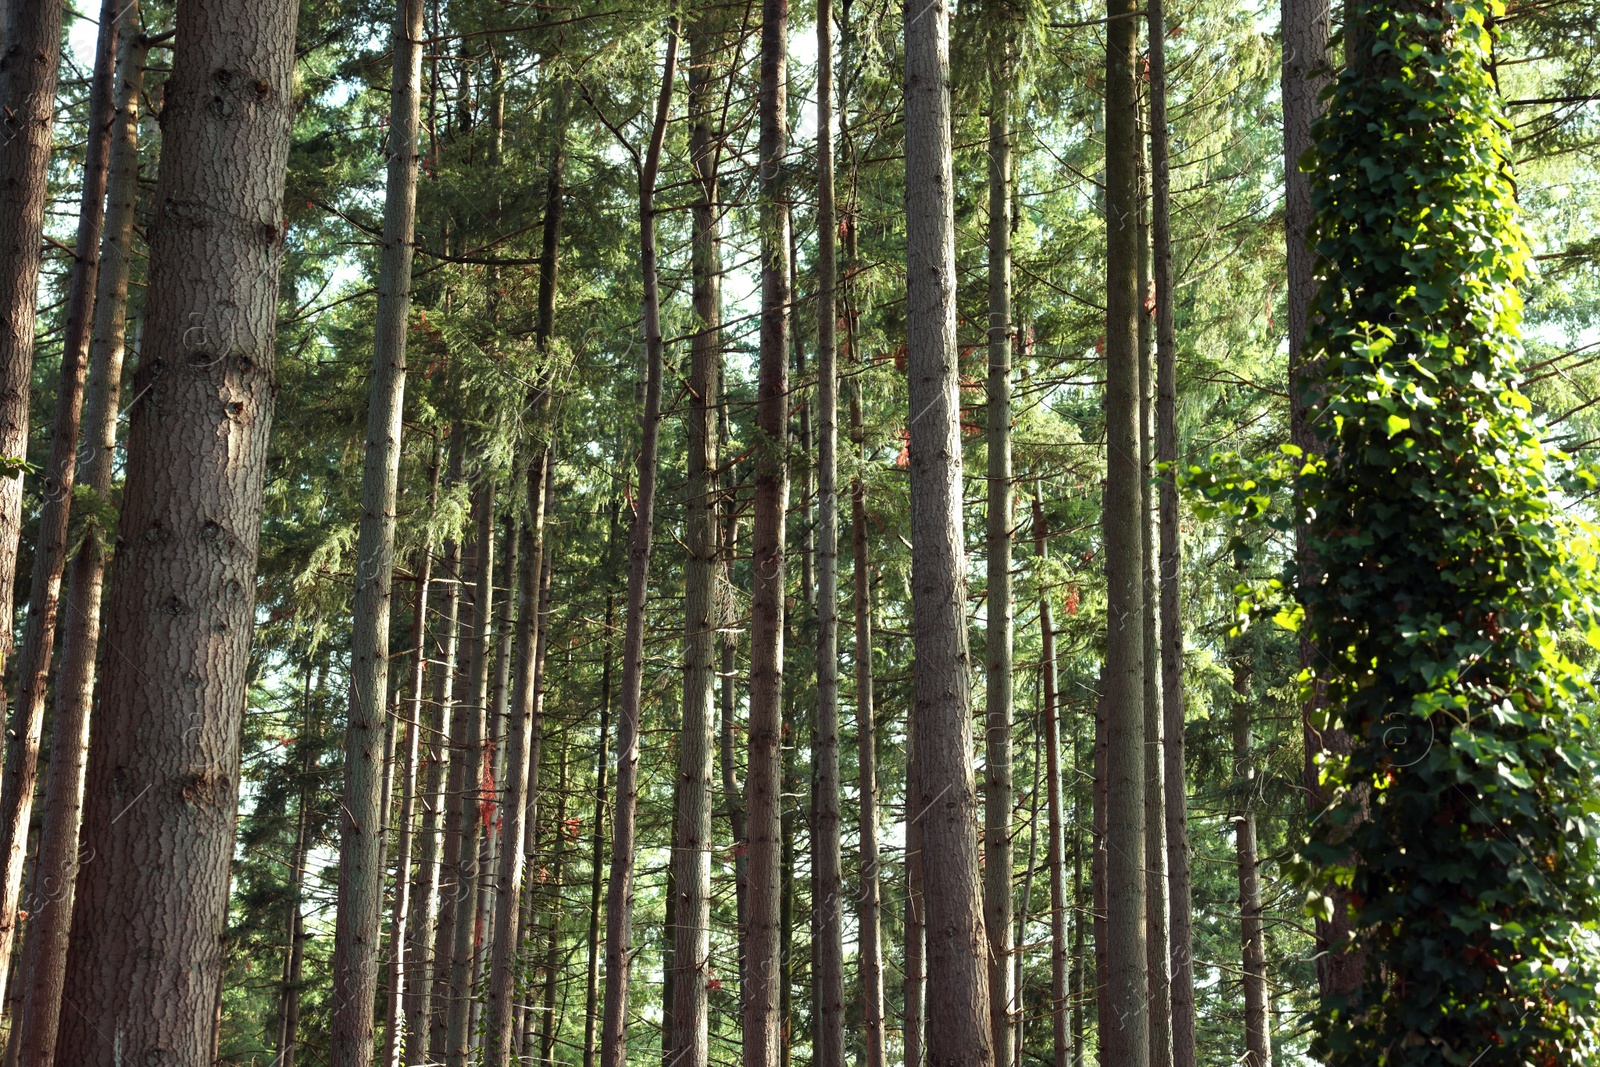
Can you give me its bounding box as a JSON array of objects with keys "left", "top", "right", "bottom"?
[
  {"left": 486, "top": 451, "right": 550, "bottom": 1067},
  {"left": 583, "top": 610, "right": 612, "bottom": 1067},
  {"left": 743, "top": 1, "right": 791, "bottom": 1063},
  {"left": 8, "top": 19, "right": 146, "bottom": 1062},
  {"left": 904, "top": 1, "right": 995, "bottom": 1064},
  {"left": 1101, "top": 0, "right": 1151, "bottom": 1061},
  {"left": 1231, "top": 646, "right": 1272, "bottom": 1067},
  {"left": 599, "top": 26, "right": 679, "bottom": 1067},
  {"left": 0, "top": 0, "right": 66, "bottom": 720},
  {"left": 1146, "top": 1, "right": 1196, "bottom": 1061},
  {"left": 812, "top": 2, "right": 846, "bottom": 1065},
  {"left": 53, "top": 0, "right": 299, "bottom": 1059},
  {"left": 673, "top": 13, "right": 724, "bottom": 1067},
  {"left": 0, "top": 0, "right": 122, "bottom": 1001},
  {"left": 903, "top": 716, "right": 925, "bottom": 1067},
  {"left": 984, "top": 13, "right": 1016, "bottom": 1066},
  {"left": 1032, "top": 493, "right": 1070, "bottom": 1067},
  {"left": 330, "top": 1, "right": 425, "bottom": 1060}
]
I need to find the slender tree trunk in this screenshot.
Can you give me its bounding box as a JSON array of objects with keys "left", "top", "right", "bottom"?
[
  {"left": 673, "top": 13, "right": 723, "bottom": 1067},
  {"left": 903, "top": 721, "right": 925, "bottom": 1067},
  {"left": 1137, "top": 136, "right": 1174, "bottom": 1067},
  {"left": 444, "top": 478, "right": 495, "bottom": 1066},
  {"left": 1146, "top": 2, "right": 1195, "bottom": 1061},
  {"left": 1014, "top": 698, "right": 1041, "bottom": 1067},
  {"left": 1230, "top": 645, "right": 1271, "bottom": 1067},
  {"left": 984, "top": 14, "right": 1016, "bottom": 1066},
  {"left": 0, "top": 0, "right": 122, "bottom": 1009},
  {"left": 599, "top": 27, "right": 679, "bottom": 1067},
  {"left": 8, "top": 20, "right": 145, "bottom": 1061},
  {"left": 1101, "top": 0, "right": 1151, "bottom": 1060},
  {"left": 0, "top": 0, "right": 66, "bottom": 731},
  {"left": 810, "top": 1, "right": 846, "bottom": 1064},
  {"left": 1032, "top": 493, "right": 1069, "bottom": 1067},
  {"left": 416, "top": 455, "right": 464, "bottom": 1065},
  {"left": 904, "top": 1, "right": 995, "bottom": 1063},
  {"left": 851, "top": 379, "right": 885, "bottom": 1067},
  {"left": 525, "top": 503, "right": 555, "bottom": 1061},
  {"left": 331, "top": 1, "right": 425, "bottom": 1059},
  {"left": 53, "top": 0, "right": 299, "bottom": 1059},
  {"left": 583, "top": 605, "right": 612, "bottom": 1067},
  {"left": 537, "top": 732, "right": 566, "bottom": 1065},
  {"left": 744, "top": 2, "right": 791, "bottom": 1062},
  {"left": 1069, "top": 707, "right": 1086, "bottom": 1067},
  {"left": 486, "top": 450, "right": 550, "bottom": 1066},
  {"left": 719, "top": 507, "right": 748, "bottom": 987}
]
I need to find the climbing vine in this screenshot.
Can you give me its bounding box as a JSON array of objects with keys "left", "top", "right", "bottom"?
[{"left": 1295, "top": 1, "right": 1600, "bottom": 1063}]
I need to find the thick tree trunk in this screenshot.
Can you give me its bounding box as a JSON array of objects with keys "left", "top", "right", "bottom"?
[
  {"left": 443, "top": 478, "right": 496, "bottom": 1066},
  {"left": 599, "top": 27, "right": 678, "bottom": 1067},
  {"left": 583, "top": 605, "right": 612, "bottom": 1067},
  {"left": 1101, "top": 0, "right": 1151, "bottom": 1061},
  {"left": 52, "top": 0, "right": 300, "bottom": 1060},
  {"left": 0, "top": 0, "right": 66, "bottom": 724},
  {"left": 330, "top": 1, "right": 425, "bottom": 1060},
  {"left": 984, "top": 16, "right": 1016, "bottom": 1067},
  {"left": 8, "top": 20, "right": 146, "bottom": 1062},
  {"left": 1231, "top": 648, "right": 1272, "bottom": 1067},
  {"left": 672, "top": 13, "right": 723, "bottom": 1067},
  {"left": 414, "top": 460, "right": 464, "bottom": 1066},
  {"left": 1137, "top": 141, "right": 1174, "bottom": 1067},
  {"left": 904, "top": 2, "right": 995, "bottom": 1064},
  {"left": 1032, "top": 493, "right": 1070, "bottom": 1067},
  {"left": 0, "top": 0, "right": 121, "bottom": 1003},
  {"left": 1146, "top": 2, "right": 1196, "bottom": 1061},
  {"left": 485, "top": 452, "right": 550, "bottom": 1066},
  {"left": 743, "top": 1, "right": 790, "bottom": 1064},
  {"left": 812, "top": 2, "right": 845, "bottom": 1066}
]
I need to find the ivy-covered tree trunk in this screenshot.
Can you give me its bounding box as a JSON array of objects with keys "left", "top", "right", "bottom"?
[
  {"left": 53, "top": 0, "right": 299, "bottom": 1059},
  {"left": 1299, "top": 3, "right": 1600, "bottom": 1062}
]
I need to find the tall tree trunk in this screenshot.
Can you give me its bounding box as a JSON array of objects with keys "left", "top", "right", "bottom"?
[
  {"left": 583, "top": 603, "right": 613, "bottom": 1067},
  {"left": 743, "top": 0, "right": 791, "bottom": 1062},
  {"left": 537, "top": 730, "right": 566, "bottom": 1064},
  {"left": 719, "top": 507, "right": 748, "bottom": 990},
  {"left": 673, "top": 12, "right": 724, "bottom": 1067},
  {"left": 1146, "top": 1, "right": 1195, "bottom": 1061},
  {"left": 1231, "top": 644, "right": 1271, "bottom": 1067},
  {"left": 0, "top": 0, "right": 122, "bottom": 1007},
  {"left": 1101, "top": 0, "right": 1151, "bottom": 1061},
  {"left": 486, "top": 450, "right": 550, "bottom": 1066},
  {"left": 443, "top": 478, "right": 495, "bottom": 1066},
  {"left": 599, "top": 26, "right": 679, "bottom": 1067},
  {"left": 414, "top": 455, "right": 464, "bottom": 1066},
  {"left": 983, "top": 12, "right": 1016, "bottom": 1066},
  {"left": 277, "top": 734, "right": 312, "bottom": 1067},
  {"left": 331, "top": 1, "right": 425, "bottom": 1059},
  {"left": 8, "top": 19, "right": 146, "bottom": 1061},
  {"left": 1137, "top": 137, "right": 1174, "bottom": 1067},
  {"left": 1032, "top": 492, "right": 1069, "bottom": 1067},
  {"left": 812, "top": 0, "right": 845, "bottom": 1064},
  {"left": 903, "top": 717, "right": 925, "bottom": 1067},
  {"left": 904, "top": 1, "right": 994, "bottom": 1064},
  {"left": 52, "top": 0, "right": 299, "bottom": 1059},
  {"left": 0, "top": 0, "right": 66, "bottom": 732},
  {"left": 526, "top": 504, "right": 556, "bottom": 1061}
]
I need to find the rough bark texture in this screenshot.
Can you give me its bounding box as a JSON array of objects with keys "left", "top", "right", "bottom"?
[
  {"left": 812, "top": 1, "right": 846, "bottom": 1065},
  {"left": 0, "top": 0, "right": 120, "bottom": 1000},
  {"left": 485, "top": 457, "right": 549, "bottom": 1067},
  {"left": 53, "top": 0, "right": 300, "bottom": 1060},
  {"left": 743, "top": 1, "right": 790, "bottom": 1063},
  {"left": 984, "top": 16, "right": 1016, "bottom": 1067},
  {"left": 673, "top": 14, "right": 723, "bottom": 1067},
  {"left": 1033, "top": 494, "right": 1070, "bottom": 1067},
  {"left": 0, "top": 0, "right": 66, "bottom": 707},
  {"left": 1102, "top": 0, "right": 1151, "bottom": 1062},
  {"left": 599, "top": 28, "right": 678, "bottom": 1067},
  {"left": 330, "top": 2, "right": 425, "bottom": 1059},
  {"left": 905, "top": 2, "right": 996, "bottom": 1064},
  {"left": 1231, "top": 648, "right": 1273, "bottom": 1067},
  {"left": 9, "top": 20, "right": 145, "bottom": 1064},
  {"left": 1147, "top": 1, "right": 1197, "bottom": 1061}
]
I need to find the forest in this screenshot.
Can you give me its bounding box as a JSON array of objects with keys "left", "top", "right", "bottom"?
[{"left": 0, "top": 0, "right": 1597, "bottom": 1064}]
